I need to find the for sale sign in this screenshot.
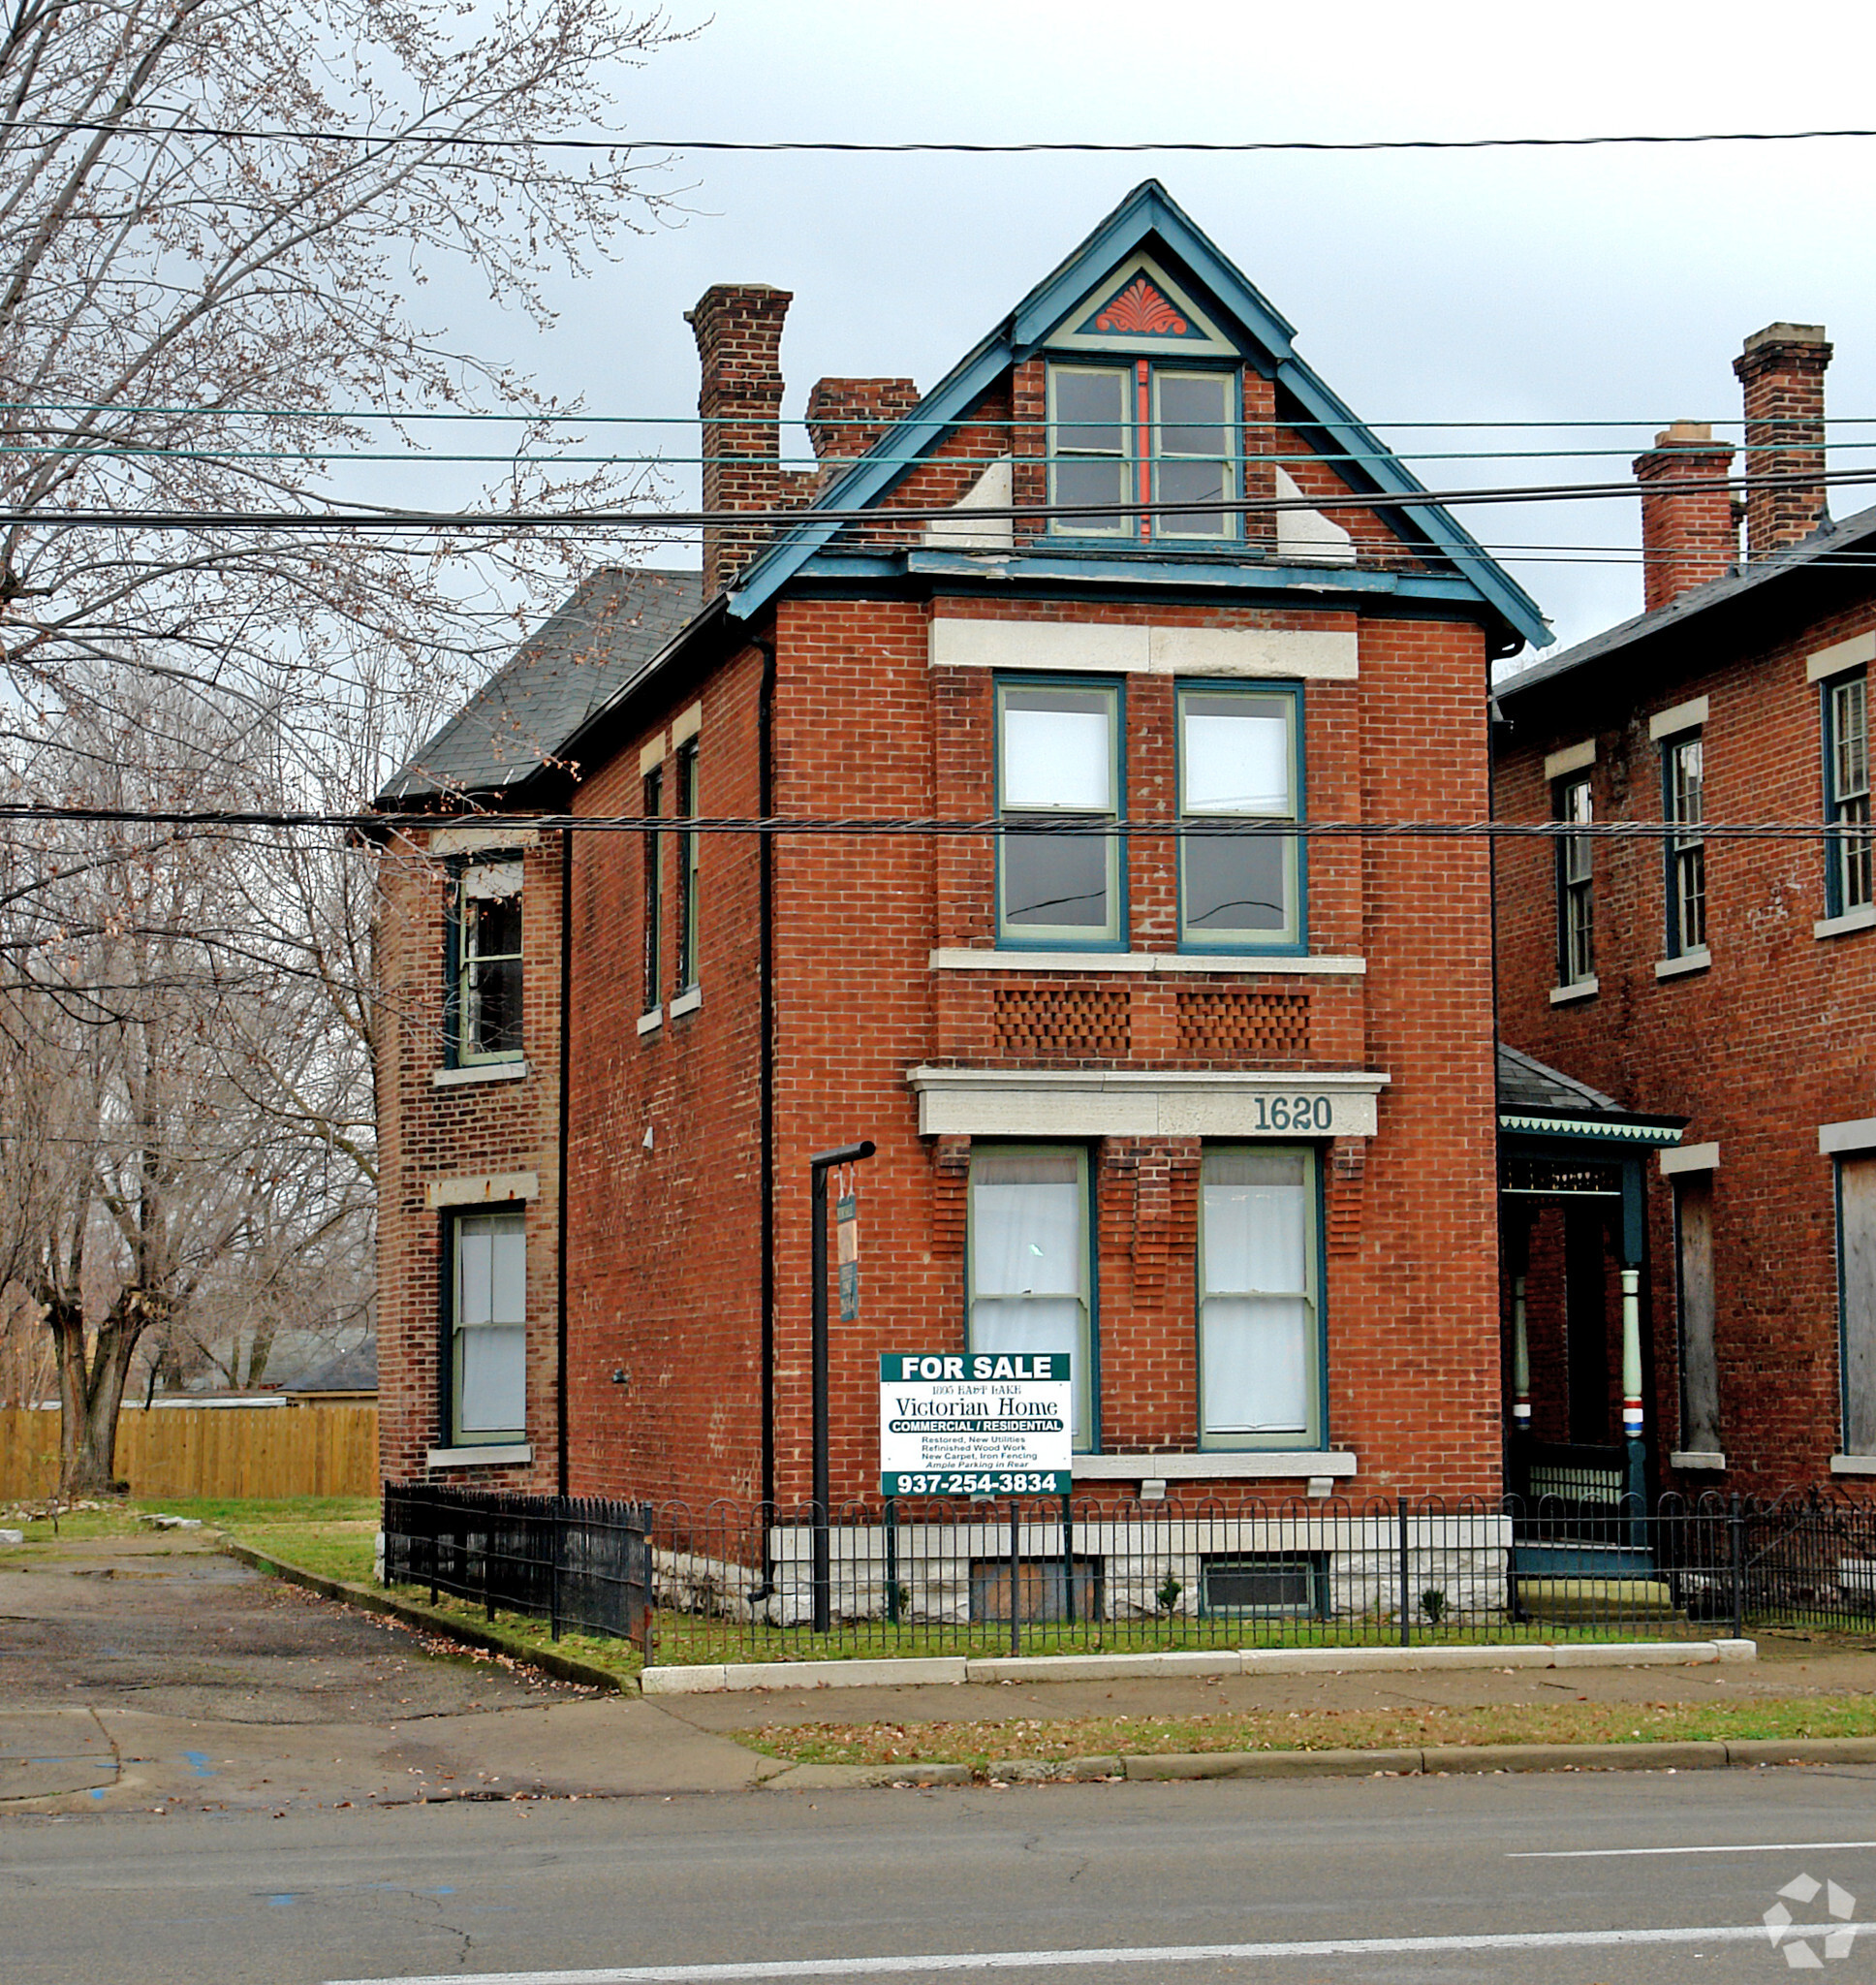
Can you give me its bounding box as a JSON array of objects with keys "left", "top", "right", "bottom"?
[{"left": 879, "top": 1351, "right": 1073, "bottom": 1497}]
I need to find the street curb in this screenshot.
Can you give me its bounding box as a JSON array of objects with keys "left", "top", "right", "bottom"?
[
  {"left": 753, "top": 1735, "right": 1876, "bottom": 1789},
  {"left": 216, "top": 1538, "right": 634, "bottom": 1696},
  {"left": 641, "top": 1639, "right": 1757, "bottom": 1695}
]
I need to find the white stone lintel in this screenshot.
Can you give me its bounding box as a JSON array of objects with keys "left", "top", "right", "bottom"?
[
  {"left": 929, "top": 617, "right": 1359, "bottom": 680},
  {"left": 928, "top": 948, "right": 1365, "bottom": 977},
  {"left": 908, "top": 1065, "right": 1388, "bottom": 1140}
]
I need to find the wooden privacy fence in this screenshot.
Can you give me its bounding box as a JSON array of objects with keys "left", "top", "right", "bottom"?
[{"left": 0, "top": 1402, "right": 379, "bottom": 1501}]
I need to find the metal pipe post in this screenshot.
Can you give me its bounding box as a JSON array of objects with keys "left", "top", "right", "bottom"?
[{"left": 809, "top": 1139, "right": 876, "bottom": 1634}]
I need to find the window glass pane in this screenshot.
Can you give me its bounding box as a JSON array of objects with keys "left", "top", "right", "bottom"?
[
  {"left": 1156, "top": 372, "right": 1230, "bottom": 456},
  {"left": 1183, "top": 832, "right": 1289, "bottom": 933},
  {"left": 1156, "top": 457, "right": 1229, "bottom": 534},
  {"left": 1836, "top": 679, "right": 1868, "bottom": 799},
  {"left": 1671, "top": 737, "right": 1704, "bottom": 827},
  {"left": 1201, "top": 1298, "right": 1312, "bottom": 1434},
  {"left": 458, "top": 1223, "right": 493, "bottom": 1325},
  {"left": 1053, "top": 456, "right": 1129, "bottom": 520},
  {"left": 1183, "top": 697, "right": 1292, "bottom": 814},
  {"left": 1052, "top": 367, "right": 1126, "bottom": 452},
  {"left": 458, "top": 1325, "right": 525, "bottom": 1433},
  {"left": 1202, "top": 1150, "right": 1309, "bottom": 1293},
  {"left": 465, "top": 958, "right": 522, "bottom": 1057},
  {"left": 1003, "top": 832, "right": 1110, "bottom": 929},
  {"left": 970, "top": 1150, "right": 1090, "bottom": 1445},
  {"left": 1002, "top": 690, "right": 1113, "bottom": 810}
]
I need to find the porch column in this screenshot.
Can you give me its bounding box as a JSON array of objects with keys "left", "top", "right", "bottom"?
[
  {"left": 1620, "top": 1264, "right": 1645, "bottom": 1513},
  {"left": 1512, "top": 1275, "right": 1531, "bottom": 1431}
]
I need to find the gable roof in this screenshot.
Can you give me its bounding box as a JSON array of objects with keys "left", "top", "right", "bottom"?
[
  {"left": 1496, "top": 1043, "right": 1685, "bottom": 1143},
  {"left": 378, "top": 567, "right": 703, "bottom": 804},
  {"left": 1496, "top": 500, "right": 1876, "bottom": 716},
  {"left": 727, "top": 179, "right": 1551, "bottom": 655}
]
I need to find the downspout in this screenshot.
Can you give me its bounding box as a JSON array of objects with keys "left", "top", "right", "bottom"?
[
  {"left": 556, "top": 824, "right": 573, "bottom": 1497},
  {"left": 757, "top": 636, "right": 778, "bottom": 1533},
  {"left": 1486, "top": 659, "right": 1508, "bottom": 1493}
]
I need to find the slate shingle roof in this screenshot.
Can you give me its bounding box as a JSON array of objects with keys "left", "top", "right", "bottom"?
[
  {"left": 1496, "top": 1042, "right": 1623, "bottom": 1119},
  {"left": 378, "top": 567, "right": 704, "bottom": 803}
]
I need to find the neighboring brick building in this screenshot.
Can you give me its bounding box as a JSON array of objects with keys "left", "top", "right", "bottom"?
[
  {"left": 1494, "top": 322, "right": 1876, "bottom": 1498},
  {"left": 374, "top": 180, "right": 1553, "bottom": 1525}
]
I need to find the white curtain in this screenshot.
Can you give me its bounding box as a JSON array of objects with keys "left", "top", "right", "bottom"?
[
  {"left": 1200, "top": 1150, "right": 1314, "bottom": 1437},
  {"left": 1183, "top": 699, "right": 1291, "bottom": 816},
  {"left": 456, "top": 1213, "right": 526, "bottom": 1435},
  {"left": 970, "top": 1150, "right": 1090, "bottom": 1444}
]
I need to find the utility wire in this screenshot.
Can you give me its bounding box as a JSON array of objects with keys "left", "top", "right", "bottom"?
[{"left": 14, "top": 119, "right": 1876, "bottom": 155}]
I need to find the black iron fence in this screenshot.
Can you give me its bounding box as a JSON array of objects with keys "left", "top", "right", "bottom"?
[
  {"left": 379, "top": 1486, "right": 1876, "bottom": 1666},
  {"left": 381, "top": 1484, "right": 651, "bottom": 1646}
]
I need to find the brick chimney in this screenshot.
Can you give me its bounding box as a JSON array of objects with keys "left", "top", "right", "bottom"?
[
  {"left": 1633, "top": 422, "right": 1736, "bottom": 614},
  {"left": 1734, "top": 322, "right": 1832, "bottom": 559},
  {"left": 686, "top": 283, "right": 795, "bottom": 595},
  {"left": 804, "top": 377, "right": 921, "bottom": 483}
]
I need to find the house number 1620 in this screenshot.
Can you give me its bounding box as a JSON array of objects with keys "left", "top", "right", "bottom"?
[{"left": 1252, "top": 1094, "right": 1335, "bottom": 1133}]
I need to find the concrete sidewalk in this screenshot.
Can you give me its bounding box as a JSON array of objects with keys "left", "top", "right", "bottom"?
[{"left": 6, "top": 1530, "right": 1875, "bottom": 1812}]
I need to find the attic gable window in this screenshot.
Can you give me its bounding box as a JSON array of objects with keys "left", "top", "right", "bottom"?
[{"left": 1047, "top": 361, "right": 1235, "bottom": 541}]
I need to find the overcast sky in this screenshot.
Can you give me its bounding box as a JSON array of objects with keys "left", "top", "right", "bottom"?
[{"left": 433, "top": 0, "right": 1876, "bottom": 657}]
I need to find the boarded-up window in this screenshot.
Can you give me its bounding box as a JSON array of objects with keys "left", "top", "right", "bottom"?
[
  {"left": 1675, "top": 1178, "right": 1720, "bottom": 1455},
  {"left": 1840, "top": 1157, "right": 1876, "bottom": 1456}
]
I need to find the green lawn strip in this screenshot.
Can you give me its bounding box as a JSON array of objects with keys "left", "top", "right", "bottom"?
[
  {"left": 736, "top": 1693, "right": 1876, "bottom": 1770},
  {"left": 136, "top": 1495, "right": 380, "bottom": 1583},
  {"left": 401, "top": 1591, "right": 644, "bottom": 1686}
]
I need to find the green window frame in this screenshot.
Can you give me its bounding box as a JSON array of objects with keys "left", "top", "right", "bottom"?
[
  {"left": 641, "top": 764, "right": 663, "bottom": 1014},
  {"left": 1197, "top": 1146, "right": 1325, "bottom": 1450},
  {"left": 1824, "top": 672, "right": 1872, "bottom": 918},
  {"left": 1046, "top": 360, "right": 1238, "bottom": 542},
  {"left": 1662, "top": 731, "right": 1706, "bottom": 958},
  {"left": 1555, "top": 772, "right": 1594, "bottom": 987},
  {"left": 452, "top": 858, "right": 523, "bottom": 1064},
  {"left": 1176, "top": 682, "right": 1302, "bottom": 951},
  {"left": 446, "top": 1208, "right": 526, "bottom": 1446},
  {"left": 966, "top": 1146, "right": 1096, "bottom": 1450},
  {"left": 995, "top": 677, "right": 1124, "bottom": 949},
  {"left": 675, "top": 740, "right": 701, "bottom": 992}
]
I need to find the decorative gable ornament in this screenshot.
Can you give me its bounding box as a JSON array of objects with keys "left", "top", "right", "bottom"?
[{"left": 1049, "top": 252, "right": 1236, "bottom": 357}]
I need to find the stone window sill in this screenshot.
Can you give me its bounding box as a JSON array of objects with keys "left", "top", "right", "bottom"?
[
  {"left": 670, "top": 985, "right": 703, "bottom": 1019},
  {"left": 1073, "top": 1451, "right": 1356, "bottom": 1481},
  {"left": 1815, "top": 904, "right": 1876, "bottom": 941},
  {"left": 637, "top": 1007, "right": 663, "bottom": 1036},
  {"left": 1549, "top": 977, "right": 1599, "bottom": 1005},
  {"left": 928, "top": 948, "right": 1366, "bottom": 977},
  {"left": 1670, "top": 1450, "right": 1727, "bottom": 1470},
  {"left": 1655, "top": 949, "right": 1711, "bottom": 981},
  {"left": 1830, "top": 1453, "right": 1876, "bottom": 1476},
  {"left": 427, "top": 1443, "right": 532, "bottom": 1467},
  {"left": 431, "top": 1059, "right": 529, "bottom": 1088}
]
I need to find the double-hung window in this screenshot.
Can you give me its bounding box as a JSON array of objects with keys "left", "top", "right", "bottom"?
[
  {"left": 1047, "top": 362, "right": 1235, "bottom": 541},
  {"left": 1555, "top": 773, "right": 1594, "bottom": 987},
  {"left": 996, "top": 680, "right": 1122, "bottom": 946},
  {"left": 1663, "top": 732, "right": 1706, "bottom": 957},
  {"left": 448, "top": 1210, "right": 526, "bottom": 1446},
  {"left": 641, "top": 766, "right": 663, "bottom": 1013},
  {"left": 675, "top": 740, "right": 701, "bottom": 992},
  {"left": 967, "top": 1148, "right": 1094, "bottom": 1448},
  {"left": 1197, "top": 1149, "right": 1323, "bottom": 1449},
  {"left": 1177, "top": 684, "right": 1300, "bottom": 949},
  {"left": 1825, "top": 672, "right": 1872, "bottom": 918},
  {"left": 454, "top": 860, "right": 523, "bottom": 1062}
]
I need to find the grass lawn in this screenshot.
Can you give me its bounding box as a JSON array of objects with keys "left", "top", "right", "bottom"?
[{"left": 737, "top": 1693, "right": 1876, "bottom": 1771}]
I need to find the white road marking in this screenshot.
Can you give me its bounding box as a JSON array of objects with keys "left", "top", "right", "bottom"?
[
  {"left": 1511, "top": 1840, "right": 1876, "bottom": 1859},
  {"left": 326, "top": 1923, "right": 1773, "bottom": 1984}
]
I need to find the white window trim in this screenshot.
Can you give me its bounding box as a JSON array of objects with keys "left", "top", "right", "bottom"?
[
  {"left": 1808, "top": 632, "right": 1876, "bottom": 683},
  {"left": 428, "top": 1443, "right": 533, "bottom": 1468},
  {"left": 1544, "top": 739, "right": 1597, "bottom": 780},
  {"left": 1649, "top": 695, "right": 1709, "bottom": 741},
  {"left": 928, "top": 947, "right": 1365, "bottom": 976},
  {"left": 1075, "top": 1451, "right": 1356, "bottom": 1480},
  {"left": 1549, "top": 976, "right": 1599, "bottom": 1005},
  {"left": 425, "top": 1172, "right": 537, "bottom": 1210},
  {"left": 431, "top": 1060, "right": 531, "bottom": 1088},
  {"left": 1655, "top": 948, "right": 1711, "bottom": 980},
  {"left": 909, "top": 1066, "right": 1388, "bottom": 1140},
  {"left": 929, "top": 618, "right": 1359, "bottom": 680},
  {"left": 1816, "top": 903, "right": 1876, "bottom": 941}
]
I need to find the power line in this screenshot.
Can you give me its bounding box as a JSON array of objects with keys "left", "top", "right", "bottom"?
[
  {"left": 0, "top": 803, "right": 1865, "bottom": 842},
  {"left": 15, "top": 119, "right": 1876, "bottom": 155},
  {"left": 0, "top": 457, "right": 1866, "bottom": 529}
]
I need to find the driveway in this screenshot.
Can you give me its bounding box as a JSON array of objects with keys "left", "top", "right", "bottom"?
[{"left": 0, "top": 1527, "right": 778, "bottom": 1812}]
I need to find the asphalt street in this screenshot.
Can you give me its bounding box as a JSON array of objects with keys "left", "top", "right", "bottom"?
[{"left": 7, "top": 1763, "right": 1876, "bottom": 1984}]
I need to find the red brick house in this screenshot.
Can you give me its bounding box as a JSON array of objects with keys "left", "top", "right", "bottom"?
[
  {"left": 373, "top": 181, "right": 1554, "bottom": 1528},
  {"left": 1494, "top": 322, "right": 1876, "bottom": 1499}
]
